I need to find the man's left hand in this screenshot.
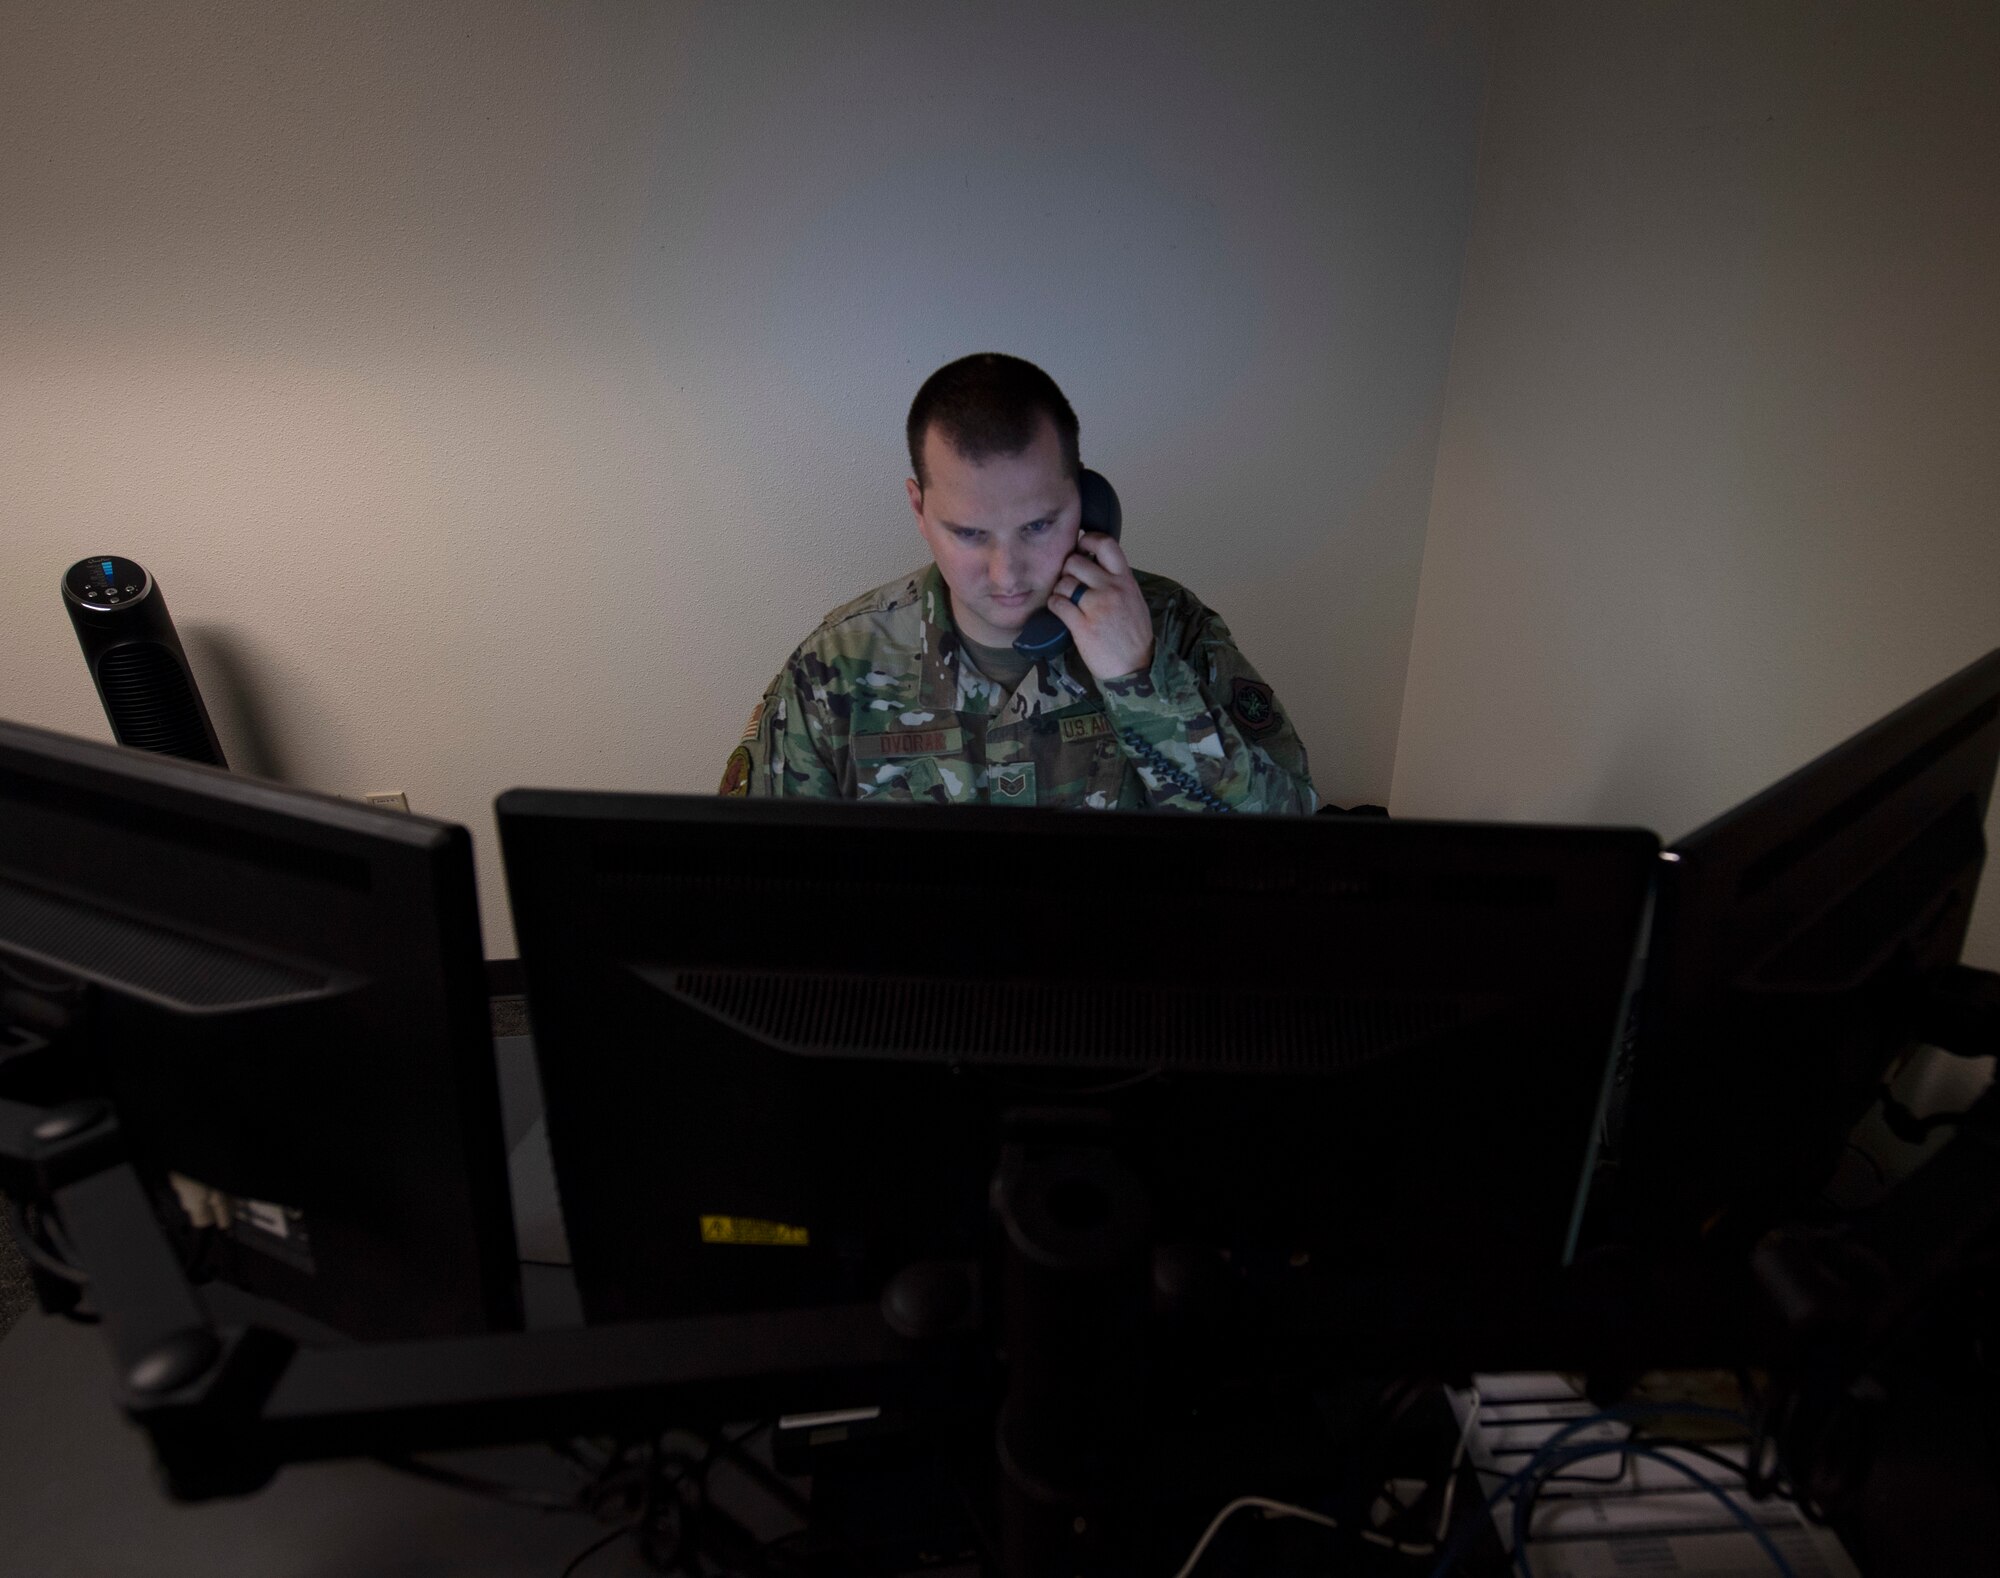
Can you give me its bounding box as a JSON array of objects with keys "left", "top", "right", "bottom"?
[{"left": 1047, "top": 531, "right": 1154, "bottom": 680}]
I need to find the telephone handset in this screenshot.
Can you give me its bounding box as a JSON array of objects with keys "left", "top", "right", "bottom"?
[
  {"left": 1011, "top": 468, "right": 1123, "bottom": 659},
  {"left": 1009, "top": 469, "right": 1235, "bottom": 812}
]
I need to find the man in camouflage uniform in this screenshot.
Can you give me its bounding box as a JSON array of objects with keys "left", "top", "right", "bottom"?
[{"left": 720, "top": 354, "right": 1316, "bottom": 813}]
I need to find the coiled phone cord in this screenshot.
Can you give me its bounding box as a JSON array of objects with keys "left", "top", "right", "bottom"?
[{"left": 1120, "top": 728, "right": 1236, "bottom": 814}]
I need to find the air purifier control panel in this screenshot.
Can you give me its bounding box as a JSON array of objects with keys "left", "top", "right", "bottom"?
[{"left": 64, "top": 556, "right": 153, "bottom": 610}]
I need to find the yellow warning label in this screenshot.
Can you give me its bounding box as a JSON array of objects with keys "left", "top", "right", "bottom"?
[{"left": 699, "top": 1215, "right": 810, "bottom": 1248}]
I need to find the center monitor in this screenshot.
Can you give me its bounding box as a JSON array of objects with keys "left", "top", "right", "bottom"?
[{"left": 498, "top": 793, "right": 1657, "bottom": 1355}]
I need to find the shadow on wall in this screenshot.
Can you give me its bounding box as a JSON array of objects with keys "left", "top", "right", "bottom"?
[{"left": 180, "top": 624, "right": 295, "bottom": 783}]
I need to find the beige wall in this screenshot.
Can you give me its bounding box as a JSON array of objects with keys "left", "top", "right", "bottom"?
[
  {"left": 1, "top": 1, "right": 1493, "bottom": 954},
  {"left": 1393, "top": 2, "right": 2000, "bottom": 968}
]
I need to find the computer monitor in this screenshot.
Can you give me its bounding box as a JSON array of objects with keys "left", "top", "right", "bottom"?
[
  {"left": 0, "top": 718, "right": 521, "bottom": 1339},
  {"left": 497, "top": 791, "right": 1656, "bottom": 1354},
  {"left": 1605, "top": 646, "right": 2000, "bottom": 1248}
]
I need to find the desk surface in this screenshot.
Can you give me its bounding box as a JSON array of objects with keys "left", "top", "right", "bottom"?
[{"left": 0, "top": 1306, "right": 669, "bottom": 1578}]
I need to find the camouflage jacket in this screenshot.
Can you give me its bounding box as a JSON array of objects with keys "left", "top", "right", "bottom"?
[{"left": 720, "top": 564, "right": 1317, "bottom": 813}]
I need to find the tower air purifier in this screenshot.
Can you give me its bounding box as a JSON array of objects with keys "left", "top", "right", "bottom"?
[{"left": 61, "top": 556, "right": 228, "bottom": 767}]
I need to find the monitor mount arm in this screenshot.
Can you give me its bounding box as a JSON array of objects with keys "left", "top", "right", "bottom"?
[
  {"left": 0, "top": 1093, "right": 933, "bottom": 1503},
  {"left": 0, "top": 1082, "right": 1185, "bottom": 1577},
  {"left": 5, "top": 1084, "right": 1200, "bottom": 1578}
]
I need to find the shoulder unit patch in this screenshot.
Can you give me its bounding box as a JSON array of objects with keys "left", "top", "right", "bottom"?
[
  {"left": 719, "top": 744, "right": 753, "bottom": 796},
  {"left": 1229, "top": 677, "right": 1279, "bottom": 737}
]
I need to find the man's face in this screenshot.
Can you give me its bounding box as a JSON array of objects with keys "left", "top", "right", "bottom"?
[{"left": 905, "top": 414, "right": 1080, "bottom": 649}]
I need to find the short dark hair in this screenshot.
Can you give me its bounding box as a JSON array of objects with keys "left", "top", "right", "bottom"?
[{"left": 906, "top": 353, "right": 1080, "bottom": 491}]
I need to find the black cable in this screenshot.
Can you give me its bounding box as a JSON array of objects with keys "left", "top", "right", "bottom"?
[
  {"left": 582, "top": 1438, "right": 701, "bottom": 1523},
  {"left": 181, "top": 1223, "right": 219, "bottom": 1284},
  {"left": 1341, "top": 1374, "right": 1455, "bottom": 1536},
  {"left": 1742, "top": 1373, "right": 1789, "bottom": 1505},
  {"left": 558, "top": 1420, "right": 770, "bottom": 1578},
  {"left": 1511, "top": 1438, "right": 1772, "bottom": 1492},
  {"left": 1373, "top": 1478, "right": 1415, "bottom": 1519},
  {"left": 557, "top": 1447, "right": 677, "bottom": 1578},
  {"left": 38, "top": 1198, "right": 89, "bottom": 1266},
  {"left": 373, "top": 1428, "right": 711, "bottom": 1542},
  {"left": 950, "top": 1471, "right": 1003, "bottom": 1575},
  {"left": 5, "top": 1198, "right": 102, "bottom": 1322},
  {"left": 7, "top": 1198, "right": 88, "bottom": 1286},
  {"left": 634, "top": 1434, "right": 687, "bottom": 1574},
  {"left": 559, "top": 1520, "right": 636, "bottom": 1578},
  {"left": 1674, "top": 1438, "right": 1786, "bottom": 1492},
  {"left": 696, "top": 1420, "right": 798, "bottom": 1526}
]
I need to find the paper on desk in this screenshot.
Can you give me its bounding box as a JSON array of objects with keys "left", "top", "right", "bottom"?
[
  {"left": 1526, "top": 1525, "right": 1856, "bottom": 1578},
  {"left": 1460, "top": 1376, "right": 1860, "bottom": 1578}
]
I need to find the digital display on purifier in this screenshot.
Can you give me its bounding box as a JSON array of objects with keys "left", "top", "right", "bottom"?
[{"left": 64, "top": 555, "right": 150, "bottom": 609}]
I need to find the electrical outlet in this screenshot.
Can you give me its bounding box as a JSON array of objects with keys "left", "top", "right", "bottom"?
[{"left": 363, "top": 791, "right": 410, "bottom": 812}]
